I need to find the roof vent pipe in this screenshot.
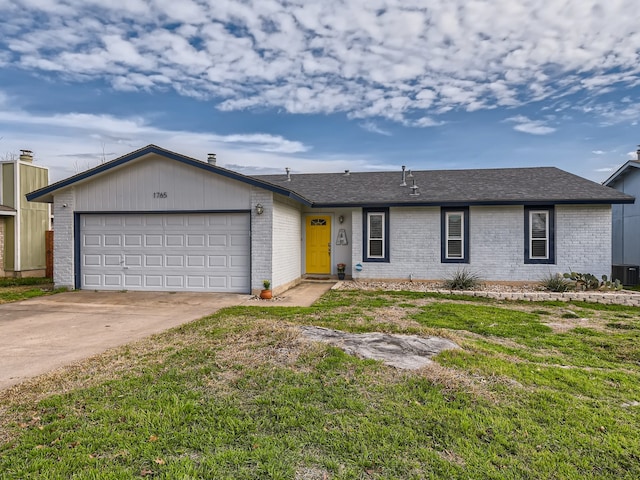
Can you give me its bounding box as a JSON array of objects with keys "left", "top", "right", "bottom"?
[
  {"left": 285, "top": 167, "right": 291, "bottom": 181},
  {"left": 207, "top": 153, "right": 216, "bottom": 165},
  {"left": 407, "top": 169, "right": 413, "bottom": 178},
  {"left": 20, "top": 149, "right": 33, "bottom": 163},
  {"left": 400, "top": 165, "right": 407, "bottom": 186},
  {"left": 344, "top": 169, "right": 350, "bottom": 176},
  {"left": 637, "top": 145, "right": 640, "bottom": 161},
  {"left": 409, "top": 178, "right": 420, "bottom": 196}
]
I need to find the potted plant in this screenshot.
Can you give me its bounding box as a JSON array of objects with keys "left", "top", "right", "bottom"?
[
  {"left": 260, "top": 279, "right": 272, "bottom": 299},
  {"left": 337, "top": 263, "right": 346, "bottom": 280}
]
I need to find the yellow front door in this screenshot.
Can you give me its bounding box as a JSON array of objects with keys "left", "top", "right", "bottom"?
[{"left": 305, "top": 216, "right": 331, "bottom": 274}]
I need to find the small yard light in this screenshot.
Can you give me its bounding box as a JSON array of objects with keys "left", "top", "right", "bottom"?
[{"left": 255, "top": 203, "right": 264, "bottom": 215}]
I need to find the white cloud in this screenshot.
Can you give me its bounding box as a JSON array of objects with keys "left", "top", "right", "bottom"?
[
  {"left": 504, "top": 115, "right": 556, "bottom": 135},
  {"left": 592, "top": 150, "right": 605, "bottom": 155},
  {"left": 359, "top": 121, "right": 392, "bottom": 136},
  {"left": 0, "top": 93, "right": 394, "bottom": 180},
  {"left": 0, "top": 0, "right": 638, "bottom": 125}
]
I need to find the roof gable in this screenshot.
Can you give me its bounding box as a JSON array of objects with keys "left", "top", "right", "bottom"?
[
  {"left": 26, "top": 144, "right": 312, "bottom": 205},
  {"left": 603, "top": 161, "right": 640, "bottom": 187}
]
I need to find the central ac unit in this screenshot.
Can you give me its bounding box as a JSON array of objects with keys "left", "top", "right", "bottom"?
[{"left": 611, "top": 265, "right": 640, "bottom": 286}]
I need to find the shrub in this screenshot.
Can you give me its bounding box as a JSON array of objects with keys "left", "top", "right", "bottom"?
[
  {"left": 262, "top": 279, "right": 271, "bottom": 290},
  {"left": 442, "top": 269, "right": 482, "bottom": 290},
  {"left": 539, "top": 273, "right": 572, "bottom": 292},
  {"left": 562, "top": 272, "right": 622, "bottom": 291}
]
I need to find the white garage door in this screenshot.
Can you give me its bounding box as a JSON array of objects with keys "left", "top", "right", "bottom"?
[{"left": 79, "top": 213, "right": 250, "bottom": 292}]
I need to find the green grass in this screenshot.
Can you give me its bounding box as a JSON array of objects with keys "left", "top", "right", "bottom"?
[
  {"left": 1, "top": 290, "right": 640, "bottom": 479},
  {"left": 0, "top": 278, "right": 60, "bottom": 304},
  {"left": 0, "top": 277, "right": 52, "bottom": 287}
]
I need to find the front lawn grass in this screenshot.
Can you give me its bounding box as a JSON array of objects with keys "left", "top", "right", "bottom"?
[
  {"left": 0, "top": 277, "right": 60, "bottom": 304},
  {"left": 1, "top": 290, "right": 639, "bottom": 479}
]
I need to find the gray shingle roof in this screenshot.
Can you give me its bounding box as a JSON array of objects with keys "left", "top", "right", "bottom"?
[{"left": 255, "top": 167, "right": 634, "bottom": 206}]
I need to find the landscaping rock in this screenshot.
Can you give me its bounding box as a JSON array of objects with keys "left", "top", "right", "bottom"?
[{"left": 300, "top": 326, "right": 460, "bottom": 370}]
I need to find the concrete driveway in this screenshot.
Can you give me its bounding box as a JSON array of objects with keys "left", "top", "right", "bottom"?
[{"left": 0, "top": 290, "right": 250, "bottom": 390}]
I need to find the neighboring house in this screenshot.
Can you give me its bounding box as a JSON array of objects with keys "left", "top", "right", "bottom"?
[
  {"left": 26, "top": 145, "right": 634, "bottom": 294},
  {"left": 603, "top": 147, "right": 640, "bottom": 283},
  {"left": 1, "top": 150, "right": 50, "bottom": 277}
]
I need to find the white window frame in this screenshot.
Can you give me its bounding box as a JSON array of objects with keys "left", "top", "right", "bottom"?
[
  {"left": 529, "top": 210, "right": 549, "bottom": 260},
  {"left": 367, "top": 212, "right": 385, "bottom": 259},
  {"left": 445, "top": 211, "right": 464, "bottom": 259}
]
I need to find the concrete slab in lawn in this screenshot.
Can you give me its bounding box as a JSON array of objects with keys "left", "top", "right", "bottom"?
[{"left": 0, "top": 290, "right": 250, "bottom": 390}]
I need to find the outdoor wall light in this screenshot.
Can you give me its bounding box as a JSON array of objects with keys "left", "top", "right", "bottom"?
[
  {"left": 256, "top": 203, "right": 264, "bottom": 215},
  {"left": 338, "top": 215, "right": 344, "bottom": 224}
]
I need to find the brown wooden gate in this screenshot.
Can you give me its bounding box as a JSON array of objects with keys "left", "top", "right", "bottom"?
[{"left": 45, "top": 230, "right": 53, "bottom": 279}]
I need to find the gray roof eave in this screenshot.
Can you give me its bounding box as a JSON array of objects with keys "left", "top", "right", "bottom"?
[{"left": 311, "top": 198, "right": 635, "bottom": 208}]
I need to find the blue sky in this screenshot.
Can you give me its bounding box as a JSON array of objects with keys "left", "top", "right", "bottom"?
[{"left": 0, "top": 0, "right": 638, "bottom": 183}]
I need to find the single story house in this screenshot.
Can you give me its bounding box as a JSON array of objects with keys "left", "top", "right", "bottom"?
[
  {"left": 603, "top": 147, "right": 640, "bottom": 284},
  {"left": 26, "top": 145, "right": 634, "bottom": 294}
]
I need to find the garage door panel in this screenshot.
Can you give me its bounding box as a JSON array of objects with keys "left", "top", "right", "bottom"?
[
  {"left": 84, "top": 255, "right": 101, "bottom": 266},
  {"left": 81, "top": 213, "right": 250, "bottom": 293},
  {"left": 124, "top": 275, "right": 142, "bottom": 287},
  {"left": 230, "top": 276, "right": 249, "bottom": 288},
  {"left": 145, "top": 216, "right": 163, "bottom": 226},
  {"left": 84, "top": 274, "right": 101, "bottom": 286},
  {"left": 145, "top": 255, "right": 163, "bottom": 267},
  {"left": 187, "top": 255, "right": 205, "bottom": 267},
  {"left": 187, "top": 276, "right": 206, "bottom": 288},
  {"left": 104, "top": 235, "right": 121, "bottom": 246},
  {"left": 124, "top": 216, "right": 143, "bottom": 226},
  {"left": 84, "top": 235, "right": 101, "bottom": 247},
  {"left": 105, "top": 217, "right": 123, "bottom": 226},
  {"left": 165, "top": 217, "right": 185, "bottom": 226},
  {"left": 166, "top": 276, "right": 184, "bottom": 288},
  {"left": 208, "top": 234, "right": 227, "bottom": 247},
  {"left": 230, "top": 255, "right": 249, "bottom": 267},
  {"left": 104, "top": 275, "right": 122, "bottom": 286},
  {"left": 187, "top": 216, "right": 206, "bottom": 226},
  {"left": 125, "top": 255, "right": 142, "bottom": 267},
  {"left": 187, "top": 235, "right": 205, "bottom": 247},
  {"left": 104, "top": 255, "right": 121, "bottom": 266},
  {"left": 208, "top": 256, "right": 227, "bottom": 267},
  {"left": 84, "top": 216, "right": 103, "bottom": 227},
  {"left": 145, "top": 235, "right": 163, "bottom": 247},
  {"left": 166, "top": 235, "right": 183, "bottom": 246},
  {"left": 231, "top": 234, "right": 249, "bottom": 247},
  {"left": 145, "top": 276, "right": 163, "bottom": 287},
  {"left": 124, "top": 235, "right": 142, "bottom": 247}
]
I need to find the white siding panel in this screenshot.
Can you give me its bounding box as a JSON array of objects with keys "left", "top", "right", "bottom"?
[
  {"left": 80, "top": 213, "right": 250, "bottom": 292},
  {"left": 272, "top": 196, "right": 302, "bottom": 287},
  {"left": 75, "top": 155, "right": 252, "bottom": 211}
]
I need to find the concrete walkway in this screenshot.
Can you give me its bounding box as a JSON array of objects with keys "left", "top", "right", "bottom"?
[{"left": 250, "top": 281, "right": 336, "bottom": 307}]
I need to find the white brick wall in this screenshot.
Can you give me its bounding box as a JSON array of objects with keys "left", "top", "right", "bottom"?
[
  {"left": 250, "top": 188, "right": 273, "bottom": 292},
  {"left": 53, "top": 189, "right": 75, "bottom": 288},
  {"left": 273, "top": 196, "right": 302, "bottom": 287},
  {"left": 352, "top": 204, "right": 612, "bottom": 282}
]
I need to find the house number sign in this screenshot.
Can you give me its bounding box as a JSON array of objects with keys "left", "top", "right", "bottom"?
[{"left": 153, "top": 192, "right": 168, "bottom": 198}]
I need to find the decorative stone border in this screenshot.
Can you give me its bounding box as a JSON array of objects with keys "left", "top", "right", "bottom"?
[{"left": 333, "top": 281, "right": 640, "bottom": 306}]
